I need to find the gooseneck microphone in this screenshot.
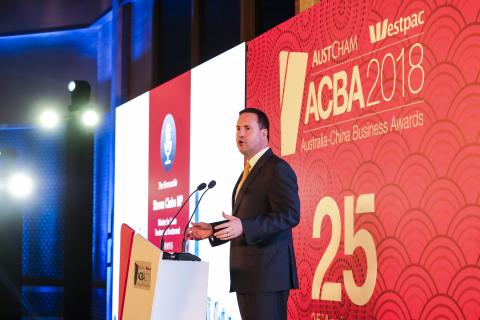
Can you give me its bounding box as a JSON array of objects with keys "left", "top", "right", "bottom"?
[
  {"left": 181, "top": 180, "right": 217, "bottom": 253},
  {"left": 160, "top": 182, "right": 206, "bottom": 251}
]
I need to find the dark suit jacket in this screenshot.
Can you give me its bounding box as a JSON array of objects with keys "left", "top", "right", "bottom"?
[{"left": 209, "top": 149, "right": 300, "bottom": 293}]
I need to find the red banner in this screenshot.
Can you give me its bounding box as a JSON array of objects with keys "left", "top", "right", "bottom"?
[
  {"left": 247, "top": 1, "right": 480, "bottom": 319},
  {"left": 148, "top": 72, "right": 191, "bottom": 252}
]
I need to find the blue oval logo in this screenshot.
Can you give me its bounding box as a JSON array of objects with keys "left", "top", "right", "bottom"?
[{"left": 160, "top": 114, "right": 176, "bottom": 172}]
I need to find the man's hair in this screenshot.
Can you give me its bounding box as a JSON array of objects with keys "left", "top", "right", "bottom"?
[{"left": 239, "top": 107, "right": 270, "bottom": 140}]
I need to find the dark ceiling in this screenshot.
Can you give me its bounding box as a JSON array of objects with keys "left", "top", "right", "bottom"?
[{"left": 0, "top": 0, "right": 111, "bottom": 35}]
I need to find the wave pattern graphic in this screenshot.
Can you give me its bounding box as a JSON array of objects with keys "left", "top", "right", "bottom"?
[{"left": 246, "top": 0, "right": 480, "bottom": 318}]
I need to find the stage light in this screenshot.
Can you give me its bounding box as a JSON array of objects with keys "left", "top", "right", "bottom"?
[
  {"left": 68, "top": 81, "right": 76, "bottom": 92},
  {"left": 6, "top": 172, "right": 35, "bottom": 199},
  {"left": 39, "top": 109, "right": 60, "bottom": 129},
  {"left": 66, "top": 80, "right": 101, "bottom": 128},
  {"left": 81, "top": 109, "right": 100, "bottom": 127},
  {"left": 68, "top": 80, "right": 91, "bottom": 111}
]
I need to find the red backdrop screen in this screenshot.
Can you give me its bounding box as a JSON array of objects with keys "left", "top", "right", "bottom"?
[{"left": 247, "top": 1, "right": 479, "bottom": 319}]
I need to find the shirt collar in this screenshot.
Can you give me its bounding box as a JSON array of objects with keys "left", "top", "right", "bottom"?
[{"left": 247, "top": 146, "right": 270, "bottom": 170}]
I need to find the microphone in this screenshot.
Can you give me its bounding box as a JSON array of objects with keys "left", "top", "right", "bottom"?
[
  {"left": 160, "top": 182, "right": 206, "bottom": 252},
  {"left": 181, "top": 180, "right": 217, "bottom": 253}
]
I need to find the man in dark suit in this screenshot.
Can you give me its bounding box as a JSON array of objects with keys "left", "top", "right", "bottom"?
[{"left": 187, "top": 107, "right": 300, "bottom": 320}]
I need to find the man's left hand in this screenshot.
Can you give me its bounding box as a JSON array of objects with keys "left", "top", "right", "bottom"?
[{"left": 213, "top": 212, "right": 243, "bottom": 240}]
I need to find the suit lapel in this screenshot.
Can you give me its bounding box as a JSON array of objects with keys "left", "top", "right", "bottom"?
[
  {"left": 231, "top": 173, "right": 242, "bottom": 209},
  {"left": 232, "top": 149, "right": 273, "bottom": 215}
]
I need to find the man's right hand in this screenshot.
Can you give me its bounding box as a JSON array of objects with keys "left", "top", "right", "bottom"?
[{"left": 187, "top": 222, "right": 213, "bottom": 240}]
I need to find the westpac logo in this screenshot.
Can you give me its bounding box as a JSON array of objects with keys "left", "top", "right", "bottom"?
[
  {"left": 279, "top": 51, "right": 309, "bottom": 156},
  {"left": 160, "top": 114, "right": 176, "bottom": 172},
  {"left": 368, "top": 10, "right": 425, "bottom": 44}
]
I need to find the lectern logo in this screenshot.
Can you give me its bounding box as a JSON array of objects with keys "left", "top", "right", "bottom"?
[
  {"left": 279, "top": 51, "right": 309, "bottom": 156},
  {"left": 160, "top": 114, "right": 176, "bottom": 172},
  {"left": 134, "top": 261, "right": 152, "bottom": 290}
]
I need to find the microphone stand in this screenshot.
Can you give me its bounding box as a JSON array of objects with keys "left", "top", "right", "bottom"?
[
  {"left": 164, "top": 181, "right": 215, "bottom": 261},
  {"left": 164, "top": 188, "right": 210, "bottom": 261},
  {"left": 161, "top": 183, "right": 206, "bottom": 260},
  {"left": 181, "top": 186, "right": 214, "bottom": 251}
]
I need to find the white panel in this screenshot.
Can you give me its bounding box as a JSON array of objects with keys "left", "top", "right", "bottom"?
[
  {"left": 151, "top": 260, "right": 209, "bottom": 320},
  {"left": 190, "top": 43, "right": 246, "bottom": 320},
  {"left": 112, "top": 92, "right": 150, "bottom": 320}
]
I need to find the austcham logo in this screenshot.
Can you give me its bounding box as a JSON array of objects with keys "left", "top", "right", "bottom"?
[
  {"left": 368, "top": 10, "right": 425, "bottom": 44},
  {"left": 279, "top": 51, "right": 309, "bottom": 156}
]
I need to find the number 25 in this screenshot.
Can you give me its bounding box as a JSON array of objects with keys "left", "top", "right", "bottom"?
[{"left": 311, "top": 194, "right": 377, "bottom": 305}]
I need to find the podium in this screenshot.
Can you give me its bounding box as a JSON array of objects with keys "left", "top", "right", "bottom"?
[{"left": 119, "top": 224, "right": 209, "bottom": 320}]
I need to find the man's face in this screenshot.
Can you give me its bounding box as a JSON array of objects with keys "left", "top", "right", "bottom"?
[{"left": 236, "top": 112, "right": 268, "bottom": 159}]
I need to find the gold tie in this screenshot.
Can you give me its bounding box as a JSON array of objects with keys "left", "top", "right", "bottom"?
[{"left": 235, "top": 162, "right": 251, "bottom": 199}]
